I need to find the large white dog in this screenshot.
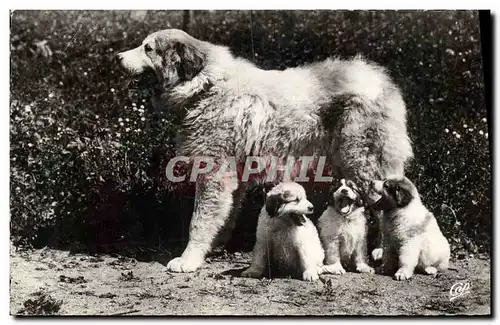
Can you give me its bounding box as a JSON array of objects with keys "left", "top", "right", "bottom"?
[{"left": 117, "top": 29, "right": 413, "bottom": 273}]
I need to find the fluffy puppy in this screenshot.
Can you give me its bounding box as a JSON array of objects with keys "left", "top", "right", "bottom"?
[
  {"left": 241, "top": 182, "right": 324, "bottom": 281},
  {"left": 317, "top": 179, "right": 374, "bottom": 275},
  {"left": 370, "top": 176, "right": 450, "bottom": 280}
]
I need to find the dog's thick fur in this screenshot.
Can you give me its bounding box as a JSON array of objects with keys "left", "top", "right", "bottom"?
[
  {"left": 241, "top": 182, "right": 324, "bottom": 281},
  {"left": 370, "top": 177, "right": 450, "bottom": 280},
  {"left": 117, "top": 29, "right": 413, "bottom": 273},
  {"left": 317, "top": 179, "right": 374, "bottom": 275}
]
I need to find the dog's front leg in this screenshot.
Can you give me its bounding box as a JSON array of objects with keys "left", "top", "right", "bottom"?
[
  {"left": 394, "top": 237, "right": 422, "bottom": 281},
  {"left": 321, "top": 238, "right": 345, "bottom": 275},
  {"left": 167, "top": 173, "right": 239, "bottom": 273},
  {"left": 353, "top": 237, "right": 374, "bottom": 274}
]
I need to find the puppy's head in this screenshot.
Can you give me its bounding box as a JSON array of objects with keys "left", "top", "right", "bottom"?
[
  {"left": 265, "top": 182, "right": 314, "bottom": 221},
  {"left": 370, "top": 176, "right": 418, "bottom": 210},
  {"left": 329, "top": 179, "right": 363, "bottom": 216},
  {"left": 117, "top": 29, "right": 206, "bottom": 88}
]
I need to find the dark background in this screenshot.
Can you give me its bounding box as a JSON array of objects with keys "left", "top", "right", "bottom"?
[{"left": 10, "top": 10, "right": 491, "bottom": 258}]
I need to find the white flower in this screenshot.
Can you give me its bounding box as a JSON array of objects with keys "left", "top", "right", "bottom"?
[
  {"left": 111, "top": 88, "right": 115, "bottom": 92},
  {"left": 482, "top": 117, "right": 487, "bottom": 123},
  {"left": 125, "top": 118, "right": 129, "bottom": 122},
  {"left": 48, "top": 93, "right": 54, "bottom": 98},
  {"left": 140, "top": 105, "right": 145, "bottom": 109},
  {"left": 141, "top": 117, "right": 145, "bottom": 121},
  {"left": 125, "top": 128, "right": 130, "bottom": 132},
  {"left": 24, "top": 105, "right": 31, "bottom": 112},
  {"left": 452, "top": 131, "right": 456, "bottom": 135},
  {"left": 116, "top": 133, "right": 121, "bottom": 137},
  {"left": 445, "top": 128, "right": 449, "bottom": 133},
  {"left": 479, "top": 130, "right": 484, "bottom": 135},
  {"left": 468, "top": 128, "right": 473, "bottom": 132},
  {"left": 485, "top": 133, "right": 488, "bottom": 139},
  {"left": 463, "top": 124, "right": 467, "bottom": 128},
  {"left": 119, "top": 122, "right": 124, "bottom": 126},
  {"left": 27, "top": 143, "right": 33, "bottom": 147},
  {"left": 136, "top": 128, "right": 141, "bottom": 132},
  {"left": 132, "top": 102, "right": 137, "bottom": 107},
  {"left": 132, "top": 106, "right": 137, "bottom": 111},
  {"left": 142, "top": 99, "right": 146, "bottom": 103},
  {"left": 118, "top": 118, "right": 122, "bottom": 122},
  {"left": 455, "top": 134, "right": 461, "bottom": 139},
  {"left": 95, "top": 115, "right": 99, "bottom": 119},
  {"left": 84, "top": 72, "right": 88, "bottom": 76}
]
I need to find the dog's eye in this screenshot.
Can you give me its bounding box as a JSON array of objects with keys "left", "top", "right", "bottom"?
[
  {"left": 383, "top": 182, "right": 388, "bottom": 188},
  {"left": 144, "top": 44, "right": 153, "bottom": 52},
  {"left": 396, "top": 185, "right": 400, "bottom": 192}
]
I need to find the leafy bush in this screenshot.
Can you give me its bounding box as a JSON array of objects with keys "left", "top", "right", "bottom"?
[{"left": 10, "top": 10, "right": 490, "bottom": 254}]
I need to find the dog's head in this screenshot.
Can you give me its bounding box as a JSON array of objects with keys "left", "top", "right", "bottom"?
[
  {"left": 328, "top": 179, "right": 363, "bottom": 216},
  {"left": 116, "top": 29, "right": 206, "bottom": 88},
  {"left": 265, "top": 182, "right": 314, "bottom": 224},
  {"left": 370, "top": 176, "right": 418, "bottom": 210}
]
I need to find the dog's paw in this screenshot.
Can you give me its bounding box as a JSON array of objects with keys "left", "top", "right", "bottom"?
[
  {"left": 371, "top": 248, "right": 383, "bottom": 261},
  {"left": 302, "top": 268, "right": 320, "bottom": 281},
  {"left": 424, "top": 266, "right": 438, "bottom": 275},
  {"left": 321, "top": 263, "right": 346, "bottom": 275},
  {"left": 394, "top": 268, "right": 413, "bottom": 281},
  {"left": 356, "top": 263, "right": 375, "bottom": 274},
  {"left": 166, "top": 256, "right": 202, "bottom": 273},
  {"left": 241, "top": 267, "right": 263, "bottom": 278}
]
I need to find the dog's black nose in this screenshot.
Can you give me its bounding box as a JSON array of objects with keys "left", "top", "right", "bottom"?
[
  {"left": 341, "top": 189, "right": 348, "bottom": 195},
  {"left": 308, "top": 206, "right": 314, "bottom": 212}
]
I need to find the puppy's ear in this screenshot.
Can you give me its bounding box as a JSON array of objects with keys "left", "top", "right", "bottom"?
[
  {"left": 327, "top": 184, "right": 336, "bottom": 206},
  {"left": 265, "top": 194, "right": 283, "bottom": 217},
  {"left": 395, "top": 187, "right": 412, "bottom": 207},
  {"left": 174, "top": 42, "right": 205, "bottom": 80}
]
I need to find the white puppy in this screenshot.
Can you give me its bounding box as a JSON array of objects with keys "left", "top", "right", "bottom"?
[
  {"left": 241, "top": 182, "right": 324, "bottom": 281},
  {"left": 370, "top": 176, "right": 450, "bottom": 280},
  {"left": 317, "top": 179, "right": 374, "bottom": 275}
]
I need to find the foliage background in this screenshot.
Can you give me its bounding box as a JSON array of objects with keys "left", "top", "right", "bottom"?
[{"left": 10, "top": 10, "right": 490, "bottom": 255}]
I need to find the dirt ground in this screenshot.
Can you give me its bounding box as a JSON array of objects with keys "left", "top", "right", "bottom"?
[{"left": 10, "top": 245, "right": 491, "bottom": 316}]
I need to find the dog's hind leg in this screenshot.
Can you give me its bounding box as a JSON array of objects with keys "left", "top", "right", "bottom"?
[{"left": 167, "top": 173, "right": 239, "bottom": 273}]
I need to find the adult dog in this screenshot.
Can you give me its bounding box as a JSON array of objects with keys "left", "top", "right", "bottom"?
[{"left": 117, "top": 29, "right": 413, "bottom": 273}]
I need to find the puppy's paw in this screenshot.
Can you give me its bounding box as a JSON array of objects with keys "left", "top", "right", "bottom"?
[
  {"left": 394, "top": 267, "right": 413, "bottom": 281},
  {"left": 302, "top": 268, "right": 320, "bottom": 281},
  {"left": 371, "top": 248, "right": 383, "bottom": 261},
  {"left": 241, "top": 267, "right": 264, "bottom": 278},
  {"left": 356, "top": 262, "right": 375, "bottom": 274},
  {"left": 424, "top": 266, "right": 438, "bottom": 275},
  {"left": 321, "top": 263, "right": 346, "bottom": 275},
  {"left": 166, "top": 256, "right": 203, "bottom": 273}
]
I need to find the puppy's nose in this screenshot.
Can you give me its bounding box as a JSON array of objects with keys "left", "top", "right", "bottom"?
[
  {"left": 341, "top": 189, "right": 348, "bottom": 195},
  {"left": 307, "top": 205, "right": 314, "bottom": 213},
  {"left": 370, "top": 180, "right": 376, "bottom": 188},
  {"left": 115, "top": 53, "right": 123, "bottom": 63}
]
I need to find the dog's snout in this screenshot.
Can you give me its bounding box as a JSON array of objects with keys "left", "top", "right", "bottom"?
[
  {"left": 341, "top": 189, "right": 348, "bottom": 195},
  {"left": 115, "top": 53, "right": 123, "bottom": 63},
  {"left": 307, "top": 205, "right": 314, "bottom": 212}
]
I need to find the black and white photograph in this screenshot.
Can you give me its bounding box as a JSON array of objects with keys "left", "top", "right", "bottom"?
[{"left": 8, "top": 9, "right": 492, "bottom": 316}]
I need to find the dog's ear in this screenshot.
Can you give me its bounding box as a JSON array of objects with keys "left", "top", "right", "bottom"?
[
  {"left": 395, "top": 187, "right": 412, "bottom": 207},
  {"left": 265, "top": 194, "right": 284, "bottom": 217},
  {"left": 174, "top": 42, "right": 205, "bottom": 80},
  {"left": 327, "top": 183, "right": 337, "bottom": 206}
]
